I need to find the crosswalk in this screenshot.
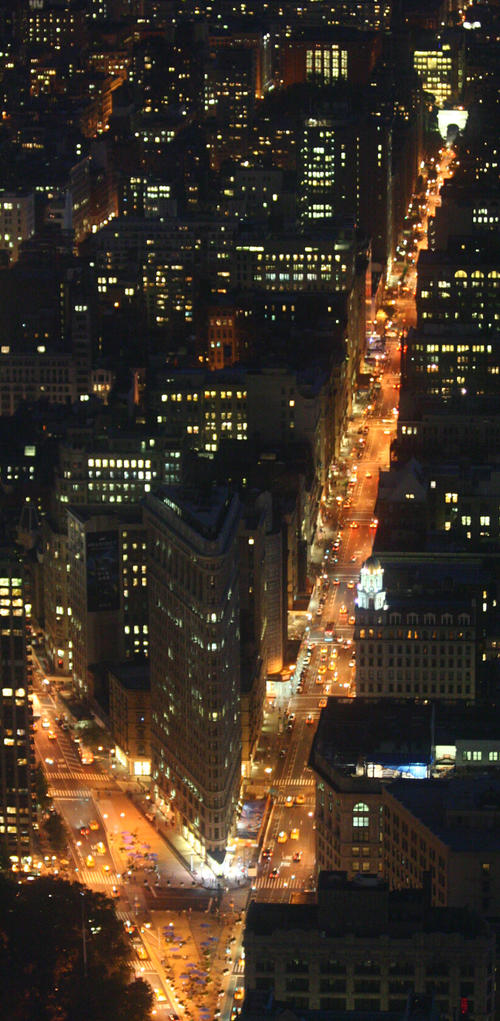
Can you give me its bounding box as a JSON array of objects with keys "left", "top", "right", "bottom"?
[
  {"left": 278, "top": 777, "right": 315, "bottom": 788},
  {"left": 75, "top": 866, "right": 118, "bottom": 888},
  {"left": 255, "top": 874, "right": 306, "bottom": 892},
  {"left": 48, "top": 770, "right": 105, "bottom": 782},
  {"left": 50, "top": 789, "right": 92, "bottom": 799},
  {"left": 233, "top": 958, "right": 244, "bottom": 976}
]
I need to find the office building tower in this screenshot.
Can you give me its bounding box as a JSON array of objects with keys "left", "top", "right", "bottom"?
[
  {"left": 67, "top": 506, "right": 148, "bottom": 699},
  {"left": 145, "top": 486, "right": 241, "bottom": 864},
  {"left": 0, "top": 556, "right": 35, "bottom": 865},
  {"left": 413, "top": 35, "right": 464, "bottom": 108},
  {"left": 299, "top": 114, "right": 361, "bottom": 224}
]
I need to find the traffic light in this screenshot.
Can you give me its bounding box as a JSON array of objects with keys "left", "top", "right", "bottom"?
[{"left": 460, "top": 998, "right": 469, "bottom": 1017}]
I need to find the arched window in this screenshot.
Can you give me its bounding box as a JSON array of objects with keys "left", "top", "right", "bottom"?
[
  {"left": 390, "top": 613, "right": 401, "bottom": 624},
  {"left": 353, "top": 802, "right": 369, "bottom": 828}
]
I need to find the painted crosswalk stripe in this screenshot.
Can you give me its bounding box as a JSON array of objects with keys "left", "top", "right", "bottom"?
[
  {"left": 48, "top": 770, "right": 104, "bottom": 781},
  {"left": 50, "top": 789, "right": 92, "bottom": 799},
  {"left": 279, "top": 777, "right": 315, "bottom": 787},
  {"left": 76, "top": 867, "right": 118, "bottom": 887},
  {"left": 256, "top": 877, "right": 303, "bottom": 890}
]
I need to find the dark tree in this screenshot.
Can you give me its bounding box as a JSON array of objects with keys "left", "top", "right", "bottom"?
[
  {"left": 0, "top": 875, "right": 154, "bottom": 1021},
  {"left": 34, "top": 763, "right": 50, "bottom": 810},
  {"left": 44, "top": 810, "right": 67, "bottom": 853}
]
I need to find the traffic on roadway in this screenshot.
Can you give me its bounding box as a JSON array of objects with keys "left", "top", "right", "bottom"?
[
  {"left": 252, "top": 332, "right": 401, "bottom": 903},
  {"left": 252, "top": 145, "right": 456, "bottom": 905}
]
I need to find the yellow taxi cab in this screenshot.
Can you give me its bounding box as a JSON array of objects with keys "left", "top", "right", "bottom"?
[
  {"left": 290, "top": 828, "right": 300, "bottom": 840},
  {"left": 277, "top": 831, "right": 287, "bottom": 844}
]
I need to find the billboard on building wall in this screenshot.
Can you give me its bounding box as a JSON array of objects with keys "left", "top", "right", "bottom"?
[
  {"left": 237, "top": 799, "right": 267, "bottom": 842},
  {"left": 86, "top": 531, "right": 120, "bottom": 612}
]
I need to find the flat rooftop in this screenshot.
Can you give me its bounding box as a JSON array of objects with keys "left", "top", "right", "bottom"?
[
  {"left": 311, "top": 699, "right": 500, "bottom": 778},
  {"left": 386, "top": 775, "right": 500, "bottom": 852},
  {"left": 245, "top": 875, "right": 489, "bottom": 939},
  {"left": 109, "top": 659, "right": 149, "bottom": 692}
]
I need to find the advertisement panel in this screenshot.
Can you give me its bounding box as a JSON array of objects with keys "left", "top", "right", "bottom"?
[
  {"left": 86, "top": 531, "right": 120, "bottom": 612},
  {"left": 236, "top": 799, "right": 267, "bottom": 842}
]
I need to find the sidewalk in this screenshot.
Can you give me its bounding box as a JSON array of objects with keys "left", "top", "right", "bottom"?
[{"left": 129, "top": 786, "right": 254, "bottom": 897}]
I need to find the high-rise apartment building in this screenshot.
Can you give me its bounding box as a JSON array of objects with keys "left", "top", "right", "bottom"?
[
  {"left": 0, "top": 192, "right": 35, "bottom": 265},
  {"left": 145, "top": 486, "right": 241, "bottom": 864},
  {"left": 0, "top": 556, "right": 35, "bottom": 865}
]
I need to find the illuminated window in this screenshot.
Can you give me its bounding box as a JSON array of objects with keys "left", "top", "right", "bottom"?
[{"left": 353, "top": 802, "right": 369, "bottom": 828}]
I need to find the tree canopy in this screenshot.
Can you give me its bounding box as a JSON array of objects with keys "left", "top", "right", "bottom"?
[{"left": 0, "top": 875, "right": 154, "bottom": 1021}]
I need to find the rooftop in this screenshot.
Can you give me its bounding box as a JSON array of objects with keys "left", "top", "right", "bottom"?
[
  {"left": 109, "top": 659, "right": 150, "bottom": 692},
  {"left": 245, "top": 872, "right": 490, "bottom": 939},
  {"left": 386, "top": 775, "right": 500, "bottom": 852},
  {"left": 67, "top": 504, "right": 143, "bottom": 525},
  {"left": 311, "top": 699, "right": 500, "bottom": 783}
]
